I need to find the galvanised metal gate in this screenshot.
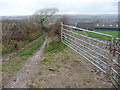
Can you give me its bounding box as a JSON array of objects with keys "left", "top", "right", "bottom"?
[{"left": 61, "top": 23, "right": 120, "bottom": 89}]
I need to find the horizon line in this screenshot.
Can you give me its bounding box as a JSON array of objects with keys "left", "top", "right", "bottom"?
[{"left": 0, "top": 13, "right": 118, "bottom": 17}]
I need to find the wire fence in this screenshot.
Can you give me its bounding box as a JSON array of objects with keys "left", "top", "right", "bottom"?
[{"left": 61, "top": 23, "right": 120, "bottom": 89}]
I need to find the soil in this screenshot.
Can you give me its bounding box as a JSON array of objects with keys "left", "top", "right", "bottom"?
[
  {"left": 25, "top": 48, "right": 113, "bottom": 88},
  {"left": 3, "top": 36, "right": 113, "bottom": 88}
]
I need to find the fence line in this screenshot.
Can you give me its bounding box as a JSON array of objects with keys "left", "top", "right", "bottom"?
[{"left": 61, "top": 23, "right": 120, "bottom": 89}]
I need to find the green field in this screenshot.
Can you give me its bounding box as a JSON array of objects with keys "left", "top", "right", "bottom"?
[{"left": 75, "top": 30, "right": 119, "bottom": 41}]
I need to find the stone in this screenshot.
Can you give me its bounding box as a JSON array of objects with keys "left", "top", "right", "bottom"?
[{"left": 49, "top": 68, "right": 55, "bottom": 71}]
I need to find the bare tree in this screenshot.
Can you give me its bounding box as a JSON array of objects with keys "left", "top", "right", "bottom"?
[
  {"left": 60, "top": 15, "right": 69, "bottom": 24},
  {"left": 32, "top": 8, "right": 58, "bottom": 31}
]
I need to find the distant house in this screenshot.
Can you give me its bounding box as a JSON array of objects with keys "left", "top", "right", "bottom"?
[
  {"left": 76, "top": 22, "right": 119, "bottom": 31},
  {"left": 94, "top": 22, "right": 119, "bottom": 31}
]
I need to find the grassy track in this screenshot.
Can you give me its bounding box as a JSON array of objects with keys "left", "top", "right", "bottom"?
[
  {"left": 2, "top": 34, "right": 45, "bottom": 83},
  {"left": 16, "top": 34, "right": 45, "bottom": 56},
  {"left": 75, "top": 30, "right": 119, "bottom": 41}
]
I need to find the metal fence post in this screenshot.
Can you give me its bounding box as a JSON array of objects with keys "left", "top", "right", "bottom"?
[
  {"left": 118, "top": 45, "right": 120, "bottom": 89},
  {"left": 61, "top": 22, "right": 63, "bottom": 42},
  {"left": 116, "top": 38, "right": 120, "bottom": 89}
]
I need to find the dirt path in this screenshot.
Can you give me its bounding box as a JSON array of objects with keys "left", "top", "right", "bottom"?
[
  {"left": 4, "top": 36, "right": 113, "bottom": 88},
  {"left": 4, "top": 35, "right": 47, "bottom": 88}
]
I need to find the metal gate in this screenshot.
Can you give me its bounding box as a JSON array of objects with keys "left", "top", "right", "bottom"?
[{"left": 61, "top": 23, "right": 120, "bottom": 89}]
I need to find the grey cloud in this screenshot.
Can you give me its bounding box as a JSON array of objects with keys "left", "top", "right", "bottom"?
[{"left": 0, "top": 0, "right": 118, "bottom": 16}]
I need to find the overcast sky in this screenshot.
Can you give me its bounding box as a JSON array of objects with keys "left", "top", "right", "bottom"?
[{"left": 0, "top": 0, "right": 119, "bottom": 16}]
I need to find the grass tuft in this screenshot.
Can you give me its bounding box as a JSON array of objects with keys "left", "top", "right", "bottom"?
[
  {"left": 41, "top": 59, "right": 51, "bottom": 63},
  {"left": 45, "top": 41, "right": 66, "bottom": 53}
]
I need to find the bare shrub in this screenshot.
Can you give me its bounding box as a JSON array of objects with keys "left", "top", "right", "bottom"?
[{"left": 2, "top": 19, "right": 42, "bottom": 54}]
